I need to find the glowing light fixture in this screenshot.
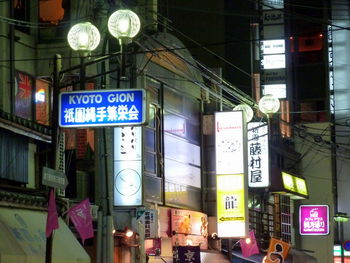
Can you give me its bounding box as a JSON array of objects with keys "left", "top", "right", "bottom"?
[
  {"left": 334, "top": 212, "right": 349, "bottom": 222},
  {"left": 233, "top": 103, "right": 254, "bottom": 122},
  {"left": 258, "top": 94, "right": 280, "bottom": 116},
  {"left": 67, "top": 22, "right": 101, "bottom": 52},
  {"left": 125, "top": 229, "right": 134, "bottom": 238},
  {"left": 108, "top": 9, "right": 141, "bottom": 40}
]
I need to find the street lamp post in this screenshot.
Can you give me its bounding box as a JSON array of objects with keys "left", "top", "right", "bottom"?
[
  {"left": 108, "top": 9, "right": 141, "bottom": 78},
  {"left": 63, "top": 9, "right": 141, "bottom": 263},
  {"left": 258, "top": 94, "right": 280, "bottom": 236}
]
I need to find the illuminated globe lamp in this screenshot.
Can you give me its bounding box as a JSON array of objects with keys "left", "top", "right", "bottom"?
[
  {"left": 67, "top": 22, "right": 101, "bottom": 56},
  {"left": 107, "top": 9, "right": 141, "bottom": 44},
  {"left": 233, "top": 103, "right": 254, "bottom": 123},
  {"left": 258, "top": 94, "right": 280, "bottom": 118}
]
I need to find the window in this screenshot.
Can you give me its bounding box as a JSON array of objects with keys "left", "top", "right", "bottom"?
[
  {"left": 39, "top": 0, "right": 65, "bottom": 24},
  {"left": 14, "top": 0, "right": 30, "bottom": 33},
  {"left": 280, "top": 195, "right": 292, "bottom": 242},
  {"left": 0, "top": 129, "right": 28, "bottom": 184},
  {"left": 39, "top": 0, "right": 68, "bottom": 40},
  {"left": 35, "top": 79, "right": 50, "bottom": 125},
  {"left": 163, "top": 85, "right": 202, "bottom": 209}
]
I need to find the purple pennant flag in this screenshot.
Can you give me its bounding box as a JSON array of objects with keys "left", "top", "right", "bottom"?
[
  {"left": 68, "top": 199, "right": 94, "bottom": 244},
  {"left": 240, "top": 230, "right": 260, "bottom": 258},
  {"left": 174, "top": 246, "right": 201, "bottom": 263},
  {"left": 45, "top": 188, "right": 59, "bottom": 237}
]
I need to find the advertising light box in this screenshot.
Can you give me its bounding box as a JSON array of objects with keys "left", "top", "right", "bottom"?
[
  {"left": 217, "top": 174, "right": 247, "bottom": 238},
  {"left": 263, "top": 84, "right": 287, "bottom": 99},
  {"left": 262, "top": 39, "right": 285, "bottom": 54},
  {"left": 59, "top": 89, "right": 146, "bottom": 128},
  {"left": 114, "top": 126, "right": 142, "bottom": 206},
  {"left": 215, "top": 111, "right": 244, "bottom": 175},
  {"left": 263, "top": 0, "right": 284, "bottom": 10},
  {"left": 262, "top": 54, "right": 286, "bottom": 69},
  {"left": 299, "top": 205, "right": 329, "bottom": 235}
]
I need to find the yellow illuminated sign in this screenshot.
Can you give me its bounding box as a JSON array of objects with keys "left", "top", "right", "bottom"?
[
  {"left": 216, "top": 174, "right": 246, "bottom": 237},
  {"left": 282, "top": 172, "right": 308, "bottom": 196}
]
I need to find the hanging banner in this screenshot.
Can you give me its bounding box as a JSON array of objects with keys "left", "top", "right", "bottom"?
[
  {"left": 265, "top": 238, "right": 291, "bottom": 263},
  {"left": 173, "top": 245, "right": 201, "bottom": 263}
]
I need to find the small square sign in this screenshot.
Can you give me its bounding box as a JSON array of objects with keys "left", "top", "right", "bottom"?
[{"left": 299, "top": 205, "right": 329, "bottom": 235}]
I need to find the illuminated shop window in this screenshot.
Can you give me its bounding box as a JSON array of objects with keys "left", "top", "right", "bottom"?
[
  {"left": 35, "top": 79, "right": 50, "bottom": 125},
  {"left": 39, "top": 0, "right": 65, "bottom": 24}
]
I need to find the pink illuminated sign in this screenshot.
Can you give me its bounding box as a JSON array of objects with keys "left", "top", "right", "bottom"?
[{"left": 299, "top": 205, "right": 329, "bottom": 235}]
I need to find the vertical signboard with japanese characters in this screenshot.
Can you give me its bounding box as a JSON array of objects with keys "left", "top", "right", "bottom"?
[
  {"left": 247, "top": 122, "right": 269, "bottom": 187},
  {"left": 137, "top": 209, "right": 158, "bottom": 238},
  {"left": 114, "top": 126, "right": 142, "bottom": 206},
  {"left": 215, "top": 111, "right": 248, "bottom": 238}
]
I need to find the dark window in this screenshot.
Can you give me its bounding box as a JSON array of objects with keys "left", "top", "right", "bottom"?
[
  {"left": 0, "top": 129, "right": 28, "bottom": 184},
  {"left": 14, "top": 0, "right": 29, "bottom": 33}
]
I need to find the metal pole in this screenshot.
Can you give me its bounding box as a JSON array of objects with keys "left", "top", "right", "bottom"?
[
  {"left": 341, "top": 221, "right": 344, "bottom": 263},
  {"left": 45, "top": 54, "right": 62, "bottom": 263},
  {"left": 80, "top": 56, "right": 85, "bottom": 90},
  {"left": 228, "top": 239, "right": 232, "bottom": 262},
  {"left": 106, "top": 215, "right": 114, "bottom": 263},
  {"left": 97, "top": 210, "right": 103, "bottom": 263}
]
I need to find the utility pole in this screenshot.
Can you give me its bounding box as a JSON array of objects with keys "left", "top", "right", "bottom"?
[{"left": 45, "top": 54, "right": 62, "bottom": 263}]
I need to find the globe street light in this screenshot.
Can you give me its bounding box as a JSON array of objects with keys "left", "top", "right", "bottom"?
[
  {"left": 233, "top": 103, "right": 254, "bottom": 123},
  {"left": 107, "top": 9, "right": 141, "bottom": 42},
  {"left": 67, "top": 22, "right": 101, "bottom": 55},
  {"left": 67, "top": 22, "right": 101, "bottom": 89},
  {"left": 108, "top": 9, "right": 141, "bottom": 78},
  {"left": 258, "top": 94, "right": 280, "bottom": 117}
]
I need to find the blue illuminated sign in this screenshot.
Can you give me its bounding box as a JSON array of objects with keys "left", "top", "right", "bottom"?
[{"left": 59, "top": 89, "right": 146, "bottom": 128}]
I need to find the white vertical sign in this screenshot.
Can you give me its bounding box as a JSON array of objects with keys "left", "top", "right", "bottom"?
[
  {"left": 215, "top": 111, "right": 248, "bottom": 238},
  {"left": 114, "top": 126, "right": 142, "bottom": 206},
  {"left": 247, "top": 122, "right": 269, "bottom": 187},
  {"left": 215, "top": 111, "right": 244, "bottom": 175}
]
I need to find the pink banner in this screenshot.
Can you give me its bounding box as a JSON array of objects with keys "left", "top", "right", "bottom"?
[
  {"left": 240, "top": 230, "right": 259, "bottom": 258},
  {"left": 45, "top": 188, "right": 59, "bottom": 237},
  {"left": 68, "top": 199, "right": 94, "bottom": 244}
]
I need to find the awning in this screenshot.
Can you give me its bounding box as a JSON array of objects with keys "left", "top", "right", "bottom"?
[{"left": 0, "top": 207, "right": 90, "bottom": 263}]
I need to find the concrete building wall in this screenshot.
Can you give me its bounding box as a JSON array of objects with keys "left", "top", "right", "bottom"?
[
  {"left": 295, "top": 123, "right": 334, "bottom": 263},
  {"left": 332, "top": 1, "right": 350, "bottom": 243}
]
